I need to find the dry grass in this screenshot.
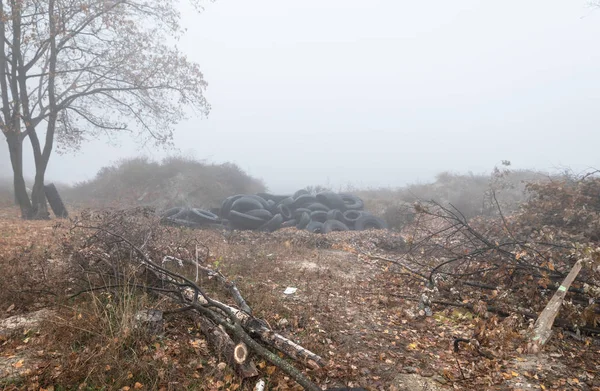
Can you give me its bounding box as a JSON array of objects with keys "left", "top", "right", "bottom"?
[{"left": 2, "top": 205, "right": 597, "bottom": 390}]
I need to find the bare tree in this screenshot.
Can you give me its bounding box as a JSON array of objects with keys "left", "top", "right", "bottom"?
[{"left": 0, "top": 0, "right": 210, "bottom": 218}]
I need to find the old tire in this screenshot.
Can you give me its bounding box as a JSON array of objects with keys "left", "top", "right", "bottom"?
[
  {"left": 231, "top": 196, "right": 266, "bottom": 213},
  {"left": 343, "top": 210, "right": 362, "bottom": 225},
  {"left": 257, "top": 193, "right": 291, "bottom": 204},
  {"left": 228, "top": 210, "right": 267, "bottom": 230},
  {"left": 161, "top": 207, "right": 183, "bottom": 219},
  {"left": 260, "top": 213, "right": 284, "bottom": 232},
  {"left": 322, "top": 219, "right": 349, "bottom": 233},
  {"left": 293, "top": 189, "right": 310, "bottom": 199},
  {"left": 354, "top": 213, "right": 387, "bottom": 230},
  {"left": 246, "top": 208, "right": 274, "bottom": 221},
  {"left": 327, "top": 209, "right": 344, "bottom": 222},
  {"left": 277, "top": 204, "right": 293, "bottom": 220},
  {"left": 340, "top": 194, "right": 364, "bottom": 210},
  {"left": 221, "top": 195, "right": 244, "bottom": 218},
  {"left": 310, "top": 210, "right": 328, "bottom": 223},
  {"left": 293, "top": 208, "right": 311, "bottom": 220},
  {"left": 296, "top": 212, "right": 311, "bottom": 229},
  {"left": 291, "top": 194, "right": 317, "bottom": 209},
  {"left": 306, "top": 221, "right": 324, "bottom": 233},
  {"left": 44, "top": 183, "right": 68, "bottom": 218},
  {"left": 316, "top": 191, "right": 346, "bottom": 211},
  {"left": 281, "top": 219, "right": 297, "bottom": 228},
  {"left": 190, "top": 208, "right": 220, "bottom": 224},
  {"left": 306, "top": 202, "right": 330, "bottom": 212}
]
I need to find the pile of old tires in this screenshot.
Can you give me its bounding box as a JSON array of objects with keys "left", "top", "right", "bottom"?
[
  {"left": 218, "top": 190, "right": 387, "bottom": 233},
  {"left": 160, "top": 206, "right": 222, "bottom": 228}
]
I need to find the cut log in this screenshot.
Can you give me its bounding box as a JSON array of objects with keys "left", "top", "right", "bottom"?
[
  {"left": 528, "top": 260, "right": 583, "bottom": 353},
  {"left": 234, "top": 342, "right": 249, "bottom": 364},
  {"left": 160, "top": 256, "right": 326, "bottom": 368},
  {"left": 185, "top": 286, "right": 327, "bottom": 368},
  {"left": 196, "top": 315, "right": 259, "bottom": 379},
  {"left": 44, "top": 183, "right": 68, "bottom": 218}
]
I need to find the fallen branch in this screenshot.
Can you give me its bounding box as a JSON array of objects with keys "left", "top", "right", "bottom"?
[
  {"left": 77, "top": 224, "right": 324, "bottom": 390},
  {"left": 528, "top": 260, "right": 584, "bottom": 353},
  {"left": 196, "top": 315, "right": 258, "bottom": 379}
]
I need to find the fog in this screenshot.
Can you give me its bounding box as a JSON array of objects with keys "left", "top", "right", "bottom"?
[{"left": 2, "top": 0, "right": 600, "bottom": 193}]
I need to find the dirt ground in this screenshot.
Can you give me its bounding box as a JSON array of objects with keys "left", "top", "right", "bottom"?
[{"left": 1, "top": 206, "right": 600, "bottom": 391}]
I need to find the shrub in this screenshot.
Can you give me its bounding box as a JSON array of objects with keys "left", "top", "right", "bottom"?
[{"left": 62, "top": 156, "right": 266, "bottom": 210}]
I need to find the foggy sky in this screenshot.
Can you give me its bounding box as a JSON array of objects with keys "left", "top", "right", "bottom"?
[{"left": 1, "top": 0, "right": 600, "bottom": 193}]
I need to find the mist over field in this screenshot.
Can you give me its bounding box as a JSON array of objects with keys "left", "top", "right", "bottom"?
[{"left": 2, "top": 0, "right": 600, "bottom": 193}]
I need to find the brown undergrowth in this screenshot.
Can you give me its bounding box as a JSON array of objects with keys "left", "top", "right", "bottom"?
[{"left": 1, "top": 205, "right": 600, "bottom": 390}]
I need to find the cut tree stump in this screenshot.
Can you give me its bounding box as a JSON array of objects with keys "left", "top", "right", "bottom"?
[
  {"left": 528, "top": 260, "right": 583, "bottom": 353},
  {"left": 196, "top": 316, "right": 258, "bottom": 379}
]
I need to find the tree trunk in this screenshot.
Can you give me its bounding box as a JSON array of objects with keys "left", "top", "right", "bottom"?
[
  {"left": 5, "top": 132, "right": 31, "bottom": 218},
  {"left": 31, "top": 173, "right": 49, "bottom": 219}
]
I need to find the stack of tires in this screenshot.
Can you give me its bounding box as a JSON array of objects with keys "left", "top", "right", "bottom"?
[
  {"left": 218, "top": 190, "right": 387, "bottom": 233},
  {"left": 160, "top": 206, "right": 221, "bottom": 228}
]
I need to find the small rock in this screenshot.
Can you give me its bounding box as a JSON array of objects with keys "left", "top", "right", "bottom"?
[
  {"left": 134, "top": 309, "right": 164, "bottom": 336},
  {"left": 278, "top": 318, "right": 289, "bottom": 328},
  {"left": 403, "top": 366, "right": 418, "bottom": 374}
]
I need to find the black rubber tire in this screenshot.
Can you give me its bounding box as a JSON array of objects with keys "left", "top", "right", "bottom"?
[
  {"left": 221, "top": 195, "right": 243, "bottom": 218},
  {"left": 231, "top": 196, "right": 266, "bottom": 213},
  {"left": 293, "top": 208, "right": 311, "bottom": 220},
  {"left": 190, "top": 208, "right": 220, "bottom": 224},
  {"left": 277, "top": 204, "right": 293, "bottom": 220},
  {"left": 354, "top": 213, "right": 388, "bottom": 230},
  {"left": 306, "top": 202, "right": 330, "bottom": 212},
  {"left": 172, "top": 208, "right": 193, "bottom": 221},
  {"left": 210, "top": 207, "right": 221, "bottom": 217},
  {"left": 322, "top": 219, "right": 349, "bottom": 233},
  {"left": 44, "top": 183, "right": 68, "bottom": 218},
  {"left": 161, "top": 207, "right": 183, "bottom": 219},
  {"left": 277, "top": 197, "right": 294, "bottom": 207},
  {"left": 228, "top": 210, "right": 266, "bottom": 230},
  {"left": 310, "top": 210, "right": 328, "bottom": 223},
  {"left": 266, "top": 199, "right": 277, "bottom": 213},
  {"left": 295, "top": 212, "right": 310, "bottom": 229},
  {"left": 343, "top": 210, "right": 362, "bottom": 224},
  {"left": 306, "top": 221, "right": 324, "bottom": 233},
  {"left": 256, "top": 193, "right": 291, "bottom": 203},
  {"left": 340, "top": 193, "right": 364, "bottom": 210},
  {"left": 259, "top": 213, "right": 284, "bottom": 232},
  {"left": 316, "top": 191, "right": 346, "bottom": 211},
  {"left": 293, "top": 189, "right": 310, "bottom": 199},
  {"left": 244, "top": 194, "right": 271, "bottom": 209},
  {"left": 246, "top": 209, "right": 273, "bottom": 220},
  {"left": 281, "top": 219, "right": 297, "bottom": 228},
  {"left": 327, "top": 209, "right": 344, "bottom": 222},
  {"left": 291, "top": 194, "right": 317, "bottom": 209}
]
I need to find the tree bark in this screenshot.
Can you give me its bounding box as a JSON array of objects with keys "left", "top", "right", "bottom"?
[{"left": 6, "top": 132, "right": 31, "bottom": 218}]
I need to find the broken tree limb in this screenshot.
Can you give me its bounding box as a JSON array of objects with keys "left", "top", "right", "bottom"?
[
  {"left": 78, "top": 224, "right": 324, "bottom": 391},
  {"left": 196, "top": 315, "right": 258, "bottom": 379},
  {"left": 164, "top": 255, "right": 252, "bottom": 313},
  {"left": 528, "top": 260, "right": 583, "bottom": 352},
  {"left": 178, "top": 284, "right": 327, "bottom": 368},
  {"left": 162, "top": 255, "right": 327, "bottom": 368}
]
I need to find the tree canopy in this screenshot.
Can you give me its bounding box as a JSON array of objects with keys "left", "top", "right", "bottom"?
[{"left": 0, "top": 0, "right": 211, "bottom": 218}]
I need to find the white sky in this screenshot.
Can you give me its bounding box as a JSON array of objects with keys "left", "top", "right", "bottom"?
[{"left": 2, "top": 0, "right": 600, "bottom": 192}]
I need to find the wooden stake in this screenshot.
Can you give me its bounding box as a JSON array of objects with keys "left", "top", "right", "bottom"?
[{"left": 528, "top": 260, "right": 583, "bottom": 353}]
